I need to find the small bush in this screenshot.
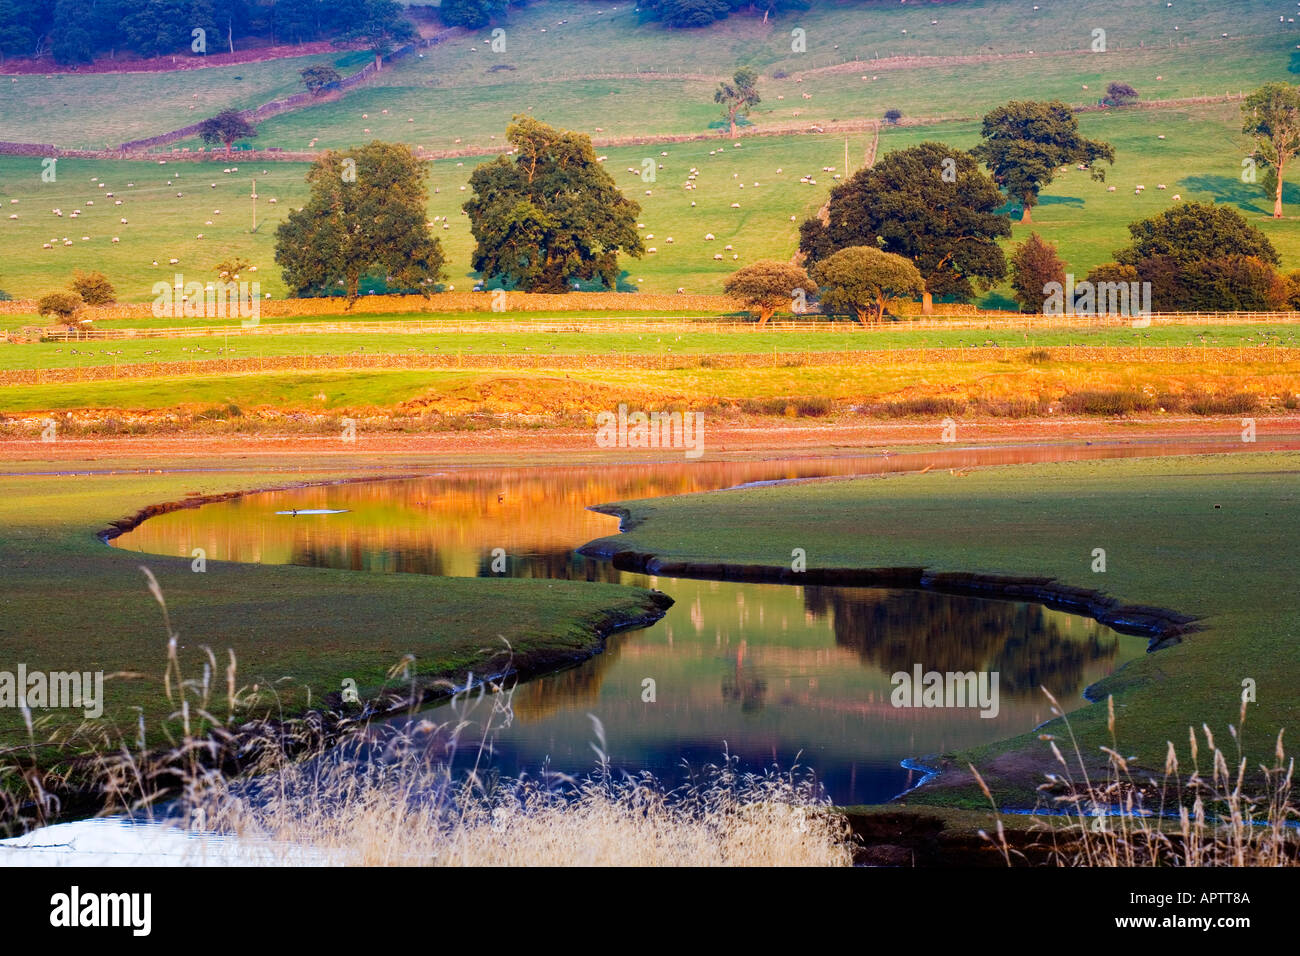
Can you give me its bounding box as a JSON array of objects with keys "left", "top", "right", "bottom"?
[
  {"left": 1059, "top": 389, "right": 1155, "bottom": 416},
  {"left": 976, "top": 396, "right": 1049, "bottom": 418},
  {"left": 1024, "top": 348, "right": 1052, "bottom": 364},
  {"left": 196, "top": 403, "right": 244, "bottom": 422},
  {"left": 1185, "top": 390, "right": 1260, "bottom": 415},
  {"left": 792, "top": 396, "right": 834, "bottom": 417},
  {"left": 876, "top": 396, "right": 967, "bottom": 417}
]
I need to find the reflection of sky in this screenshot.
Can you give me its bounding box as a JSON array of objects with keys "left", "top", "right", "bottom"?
[{"left": 114, "top": 455, "right": 1150, "bottom": 805}]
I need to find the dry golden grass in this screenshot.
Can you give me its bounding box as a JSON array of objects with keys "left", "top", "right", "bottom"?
[{"left": 975, "top": 690, "right": 1299, "bottom": 867}]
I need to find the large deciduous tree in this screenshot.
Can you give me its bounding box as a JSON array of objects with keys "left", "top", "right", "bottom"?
[
  {"left": 1113, "top": 201, "right": 1284, "bottom": 311},
  {"left": 972, "top": 100, "right": 1115, "bottom": 223},
  {"left": 715, "top": 66, "right": 760, "bottom": 139},
  {"left": 274, "top": 140, "right": 447, "bottom": 306},
  {"left": 462, "top": 116, "right": 643, "bottom": 293},
  {"left": 198, "top": 109, "right": 258, "bottom": 154},
  {"left": 724, "top": 260, "right": 816, "bottom": 326},
  {"left": 810, "top": 245, "right": 924, "bottom": 325},
  {"left": 799, "top": 142, "right": 1011, "bottom": 305},
  {"left": 1242, "top": 82, "right": 1300, "bottom": 219}
]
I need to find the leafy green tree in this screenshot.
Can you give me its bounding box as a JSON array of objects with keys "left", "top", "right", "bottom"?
[
  {"left": 274, "top": 140, "right": 446, "bottom": 306},
  {"left": 51, "top": 0, "right": 95, "bottom": 63},
  {"left": 644, "top": 0, "right": 731, "bottom": 28},
  {"left": 1116, "top": 202, "right": 1279, "bottom": 268},
  {"left": 337, "top": 0, "right": 414, "bottom": 70},
  {"left": 280, "top": 0, "right": 326, "bottom": 43},
  {"left": 0, "top": 0, "right": 44, "bottom": 58},
  {"left": 1104, "top": 82, "right": 1138, "bottom": 106},
  {"left": 715, "top": 66, "right": 760, "bottom": 139},
  {"left": 70, "top": 269, "right": 115, "bottom": 304},
  {"left": 883, "top": 108, "right": 902, "bottom": 125},
  {"left": 463, "top": 116, "right": 643, "bottom": 293},
  {"left": 300, "top": 65, "right": 341, "bottom": 94},
  {"left": 438, "top": 0, "right": 505, "bottom": 28},
  {"left": 811, "top": 245, "right": 924, "bottom": 325},
  {"left": 799, "top": 142, "right": 1010, "bottom": 304},
  {"left": 972, "top": 100, "right": 1115, "bottom": 222},
  {"left": 1008, "top": 233, "right": 1066, "bottom": 313},
  {"left": 1242, "top": 82, "right": 1300, "bottom": 219},
  {"left": 198, "top": 109, "right": 258, "bottom": 154},
  {"left": 723, "top": 260, "right": 816, "bottom": 326},
  {"left": 1113, "top": 202, "right": 1283, "bottom": 310},
  {"left": 122, "top": 0, "right": 215, "bottom": 57}
]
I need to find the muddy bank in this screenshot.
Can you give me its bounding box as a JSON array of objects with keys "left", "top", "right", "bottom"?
[{"left": 579, "top": 509, "right": 1198, "bottom": 652}]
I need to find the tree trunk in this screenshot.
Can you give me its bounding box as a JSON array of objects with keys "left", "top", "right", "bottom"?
[
  {"left": 922, "top": 291, "right": 934, "bottom": 314},
  {"left": 346, "top": 273, "right": 360, "bottom": 310},
  {"left": 1275, "top": 160, "right": 1285, "bottom": 218},
  {"left": 758, "top": 307, "right": 773, "bottom": 328},
  {"left": 729, "top": 110, "right": 738, "bottom": 139},
  {"left": 1021, "top": 204, "right": 1032, "bottom": 223},
  {"left": 855, "top": 308, "right": 870, "bottom": 328}
]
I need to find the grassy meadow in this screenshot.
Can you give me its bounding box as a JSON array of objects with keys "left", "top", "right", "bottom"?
[{"left": 4, "top": 103, "right": 1300, "bottom": 302}]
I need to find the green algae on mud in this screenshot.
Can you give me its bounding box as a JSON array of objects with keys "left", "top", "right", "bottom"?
[{"left": 581, "top": 451, "right": 1300, "bottom": 808}]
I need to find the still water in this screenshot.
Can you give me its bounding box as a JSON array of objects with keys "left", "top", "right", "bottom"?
[{"left": 114, "top": 448, "right": 1173, "bottom": 803}]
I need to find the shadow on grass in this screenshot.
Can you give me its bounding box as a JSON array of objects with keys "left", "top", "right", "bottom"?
[{"left": 1177, "top": 174, "right": 1300, "bottom": 214}]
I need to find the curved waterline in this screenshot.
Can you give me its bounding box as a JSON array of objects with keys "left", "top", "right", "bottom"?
[{"left": 103, "top": 442, "right": 1222, "bottom": 804}]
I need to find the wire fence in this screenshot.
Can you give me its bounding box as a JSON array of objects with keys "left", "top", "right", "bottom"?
[
  {"left": 17, "top": 311, "right": 1300, "bottom": 341},
  {"left": 6, "top": 344, "right": 1298, "bottom": 387}
]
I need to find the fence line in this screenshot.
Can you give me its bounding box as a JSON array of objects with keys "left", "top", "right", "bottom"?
[
  {"left": 6, "top": 345, "right": 1297, "bottom": 387},
  {"left": 18, "top": 311, "right": 1300, "bottom": 341}
]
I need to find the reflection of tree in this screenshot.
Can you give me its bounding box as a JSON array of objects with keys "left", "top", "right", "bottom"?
[
  {"left": 804, "top": 587, "right": 1118, "bottom": 699},
  {"left": 293, "top": 543, "right": 446, "bottom": 576},
  {"left": 510, "top": 637, "right": 626, "bottom": 723},
  {"left": 721, "top": 640, "right": 767, "bottom": 713},
  {"left": 474, "top": 549, "right": 622, "bottom": 583}
]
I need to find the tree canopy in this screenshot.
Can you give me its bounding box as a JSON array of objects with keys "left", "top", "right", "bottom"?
[
  {"left": 301, "top": 66, "right": 343, "bottom": 95},
  {"left": 811, "top": 245, "right": 924, "bottom": 325},
  {"left": 462, "top": 116, "right": 643, "bottom": 293},
  {"left": 971, "top": 100, "right": 1115, "bottom": 222},
  {"left": 274, "top": 141, "right": 447, "bottom": 306},
  {"left": 198, "top": 109, "right": 258, "bottom": 153},
  {"left": 724, "top": 260, "right": 816, "bottom": 326},
  {"left": 1112, "top": 202, "right": 1285, "bottom": 311},
  {"left": 799, "top": 142, "right": 1011, "bottom": 302}
]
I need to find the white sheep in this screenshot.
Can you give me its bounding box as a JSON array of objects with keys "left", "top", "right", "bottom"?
[{"left": 705, "top": 233, "right": 715, "bottom": 240}]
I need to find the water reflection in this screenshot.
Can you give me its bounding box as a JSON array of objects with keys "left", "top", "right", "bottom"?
[{"left": 113, "top": 448, "right": 1179, "bottom": 803}]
